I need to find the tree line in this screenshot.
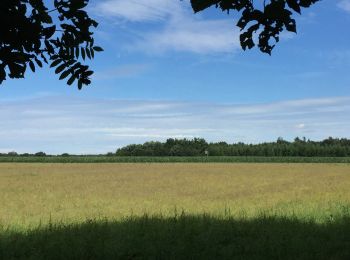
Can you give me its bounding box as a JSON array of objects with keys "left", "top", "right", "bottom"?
[
  {"left": 2, "top": 137, "right": 350, "bottom": 157},
  {"left": 115, "top": 137, "right": 350, "bottom": 157}
]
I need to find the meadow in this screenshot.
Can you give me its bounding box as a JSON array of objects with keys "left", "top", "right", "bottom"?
[{"left": 1, "top": 163, "right": 350, "bottom": 259}]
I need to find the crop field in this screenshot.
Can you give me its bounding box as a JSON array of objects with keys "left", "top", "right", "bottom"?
[{"left": 1, "top": 163, "right": 350, "bottom": 259}]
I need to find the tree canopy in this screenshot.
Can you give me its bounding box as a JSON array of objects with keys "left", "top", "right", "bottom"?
[
  {"left": 0, "top": 0, "right": 102, "bottom": 89},
  {"left": 190, "top": 0, "right": 319, "bottom": 54}
]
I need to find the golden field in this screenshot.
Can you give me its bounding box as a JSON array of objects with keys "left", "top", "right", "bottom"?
[{"left": 1, "top": 163, "right": 350, "bottom": 227}]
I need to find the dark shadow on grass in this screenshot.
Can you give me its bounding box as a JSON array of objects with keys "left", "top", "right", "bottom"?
[{"left": 1, "top": 215, "right": 350, "bottom": 259}]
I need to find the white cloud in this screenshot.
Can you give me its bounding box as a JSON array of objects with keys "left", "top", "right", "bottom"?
[
  {"left": 295, "top": 123, "right": 305, "bottom": 129},
  {"left": 1, "top": 96, "right": 350, "bottom": 154},
  {"left": 94, "top": 0, "right": 180, "bottom": 22},
  {"left": 94, "top": 0, "right": 240, "bottom": 54},
  {"left": 131, "top": 18, "right": 240, "bottom": 54},
  {"left": 338, "top": 0, "right": 350, "bottom": 12}
]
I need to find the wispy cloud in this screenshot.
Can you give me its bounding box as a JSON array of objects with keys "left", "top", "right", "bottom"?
[
  {"left": 338, "top": 0, "right": 350, "bottom": 12},
  {"left": 93, "top": 0, "right": 240, "bottom": 54},
  {"left": 94, "top": 0, "right": 180, "bottom": 22},
  {"left": 130, "top": 18, "right": 240, "bottom": 54},
  {"left": 295, "top": 123, "right": 305, "bottom": 129},
  {"left": 0, "top": 96, "right": 349, "bottom": 154}
]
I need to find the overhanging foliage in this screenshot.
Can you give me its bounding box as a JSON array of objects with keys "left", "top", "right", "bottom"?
[{"left": 0, "top": 0, "right": 103, "bottom": 89}]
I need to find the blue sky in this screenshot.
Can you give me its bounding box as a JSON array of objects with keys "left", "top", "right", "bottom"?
[{"left": 0, "top": 0, "right": 350, "bottom": 154}]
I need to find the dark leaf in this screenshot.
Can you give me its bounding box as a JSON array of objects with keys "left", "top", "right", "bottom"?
[
  {"left": 78, "top": 79, "right": 83, "bottom": 90},
  {"left": 75, "top": 47, "right": 80, "bottom": 59},
  {"left": 190, "top": 0, "right": 220, "bottom": 13},
  {"left": 92, "top": 46, "right": 104, "bottom": 52},
  {"left": 286, "top": 0, "right": 301, "bottom": 13},
  {"left": 35, "top": 58, "right": 43, "bottom": 68},
  {"left": 55, "top": 63, "right": 67, "bottom": 74},
  {"left": 50, "top": 59, "right": 62, "bottom": 68},
  {"left": 0, "top": 66, "right": 6, "bottom": 83},
  {"left": 85, "top": 70, "right": 93, "bottom": 77},
  {"left": 300, "top": 0, "right": 316, "bottom": 7},
  {"left": 67, "top": 74, "right": 76, "bottom": 85},
  {"left": 285, "top": 19, "right": 297, "bottom": 33},
  {"left": 59, "top": 70, "right": 71, "bottom": 80},
  {"left": 81, "top": 47, "right": 86, "bottom": 60},
  {"left": 29, "top": 61, "right": 35, "bottom": 72}
]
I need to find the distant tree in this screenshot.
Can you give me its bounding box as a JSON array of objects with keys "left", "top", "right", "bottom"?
[
  {"left": 35, "top": 151, "right": 46, "bottom": 156},
  {"left": 190, "top": 0, "right": 320, "bottom": 54},
  {"left": 277, "top": 137, "right": 288, "bottom": 144},
  {"left": 294, "top": 137, "right": 302, "bottom": 143},
  {"left": 169, "top": 144, "right": 184, "bottom": 156},
  {"left": 0, "top": 0, "right": 103, "bottom": 89},
  {"left": 61, "top": 153, "right": 70, "bottom": 157}
]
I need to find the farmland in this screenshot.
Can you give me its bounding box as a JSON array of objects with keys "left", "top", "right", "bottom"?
[{"left": 1, "top": 163, "right": 350, "bottom": 258}]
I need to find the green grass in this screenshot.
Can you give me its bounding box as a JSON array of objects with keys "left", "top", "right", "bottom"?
[{"left": 1, "top": 155, "right": 350, "bottom": 163}]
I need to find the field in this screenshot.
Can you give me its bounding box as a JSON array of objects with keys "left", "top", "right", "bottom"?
[{"left": 1, "top": 163, "right": 350, "bottom": 259}]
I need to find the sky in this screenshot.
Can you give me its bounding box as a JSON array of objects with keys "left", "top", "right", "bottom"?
[{"left": 0, "top": 0, "right": 350, "bottom": 154}]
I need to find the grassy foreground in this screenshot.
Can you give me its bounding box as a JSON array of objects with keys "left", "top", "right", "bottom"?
[{"left": 1, "top": 163, "right": 350, "bottom": 259}]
